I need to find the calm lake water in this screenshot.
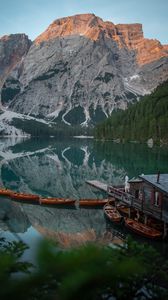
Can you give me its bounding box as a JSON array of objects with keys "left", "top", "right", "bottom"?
[{"left": 0, "top": 137, "right": 168, "bottom": 260}]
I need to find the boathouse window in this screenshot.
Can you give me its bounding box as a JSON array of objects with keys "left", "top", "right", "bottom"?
[
  {"left": 151, "top": 189, "right": 162, "bottom": 207},
  {"left": 154, "top": 191, "right": 163, "bottom": 207},
  {"left": 154, "top": 191, "right": 159, "bottom": 207},
  {"left": 138, "top": 190, "right": 143, "bottom": 201}
]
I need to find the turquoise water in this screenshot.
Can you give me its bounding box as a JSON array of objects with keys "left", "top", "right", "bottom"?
[{"left": 0, "top": 137, "right": 168, "bottom": 255}]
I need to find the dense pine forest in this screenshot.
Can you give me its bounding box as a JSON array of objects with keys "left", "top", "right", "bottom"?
[{"left": 95, "top": 81, "right": 168, "bottom": 144}]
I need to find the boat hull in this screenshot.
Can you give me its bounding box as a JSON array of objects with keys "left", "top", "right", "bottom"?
[
  {"left": 79, "top": 199, "right": 111, "bottom": 207},
  {"left": 10, "top": 192, "right": 40, "bottom": 202},
  {"left": 104, "top": 204, "right": 123, "bottom": 224},
  {"left": 39, "top": 198, "right": 76, "bottom": 205},
  {"left": 125, "top": 218, "right": 162, "bottom": 239},
  {"left": 0, "top": 189, "right": 13, "bottom": 196}
]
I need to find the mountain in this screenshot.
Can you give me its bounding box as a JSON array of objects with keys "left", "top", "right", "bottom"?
[
  {"left": 95, "top": 81, "right": 168, "bottom": 144},
  {"left": 0, "top": 34, "right": 31, "bottom": 100},
  {"left": 0, "top": 13, "right": 168, "bottom": 134}
]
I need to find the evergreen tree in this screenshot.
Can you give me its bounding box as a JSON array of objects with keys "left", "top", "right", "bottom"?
[{"left": 95, "top": 81, "right": 168, "bottom": 144}]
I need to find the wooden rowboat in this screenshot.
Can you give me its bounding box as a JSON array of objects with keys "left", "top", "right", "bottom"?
[
  {"left": 10, "top": 192, "right": 40, "bottom": 202},
  {"left": 79, "top": 198, "right": 113, "bottom": 207},
  {"left": 124, "top": 218, "right": 162, "bottom": 239},
  {"left": 103, "top": 203, "right": 123, "bottom": 224},
  {"left": 39, "top": 197, "right": 76, "bottom": 205},
  {"left": 0, "top": 188, "right": 13, "bottom": 196},
  {"left": 116, "top": 205, "right": 137, "bottom": 217}
]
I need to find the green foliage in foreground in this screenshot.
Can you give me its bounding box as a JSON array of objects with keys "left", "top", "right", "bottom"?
[
  {"left": 0, "top": 237, "right": 168, "bottom": 300},
  {"left": 95, "top": 81, "right": 168, "bottom": 144}
]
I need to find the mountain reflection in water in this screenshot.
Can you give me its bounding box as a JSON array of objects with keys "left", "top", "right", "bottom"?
[{"left": 0, "top": 137, "right": 168, "bottom": 250}]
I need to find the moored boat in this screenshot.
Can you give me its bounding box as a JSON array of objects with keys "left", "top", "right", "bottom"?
[
  {"left": 10, "top": 192, "right": 40, "bottom": 202},
  {"left": 124, "top": 218, "right": 162, "bottom": 239},
  {"left": 39, "top": 197, "right": 76, "bottom": 205},
  {"left": 0, "top": 188, "right": 13, "bottom": 196},
  {"left": 79, "top": 198, "right": 114, "bottom": 207},
  {"left": 116, "top": 204, "right": 137, "bottom": 217},
  {"left": 103, "top": 203, "right": 123, "bottom": 224}
]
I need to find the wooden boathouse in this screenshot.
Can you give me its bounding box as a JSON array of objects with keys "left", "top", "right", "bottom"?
[{"left": 87, "top": 173, "right": 168, "bottom": 239}]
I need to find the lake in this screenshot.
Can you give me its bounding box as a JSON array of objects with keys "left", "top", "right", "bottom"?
[{"left": 0, "top": 137, "right": 168, "bottom": 260}]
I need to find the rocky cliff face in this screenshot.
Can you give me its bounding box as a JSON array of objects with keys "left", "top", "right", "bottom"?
[
  {"left": 34, "top": 14, "right": 167, "bottom": 66},
  {"left": 1, "top": 14, "right": 168, "bottom": 128},
  {"left": 0, "top": 34, "right": 31, "bottom": 105}
]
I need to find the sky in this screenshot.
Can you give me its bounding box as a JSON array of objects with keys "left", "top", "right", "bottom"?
[{"left": 0, "top": 0, "right": 167, "bottom": 44}]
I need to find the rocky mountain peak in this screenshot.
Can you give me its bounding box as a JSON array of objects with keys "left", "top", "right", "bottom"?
[
  {"left": 34, "top": 14, "right": 168, "bottom": 66},
  {"left": 35, "top": 13, "right": 114, "bottom": 43},
  {"left": 34, "top": 14, "right": 144, "bottom": 46},
  {"left": 0, "top": 33, "right": 31, "bottom": 64},
  {"left": 0, "top": 34, "right": 32, "bottom": 97}
]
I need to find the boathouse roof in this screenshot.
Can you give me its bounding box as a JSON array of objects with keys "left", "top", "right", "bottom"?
[
  {"left": 128, "top": 178, "right": 142, "bottom": 183},
  {"left": 139, "top": 174, "right": 168, "bottom": 195}
]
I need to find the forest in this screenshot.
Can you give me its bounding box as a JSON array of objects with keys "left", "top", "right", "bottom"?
[{"left": 94, "top": 81, "right": 168, "bottom": 144}]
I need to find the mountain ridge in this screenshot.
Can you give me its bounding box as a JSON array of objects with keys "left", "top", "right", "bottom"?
[
  {"left": 34, "top": 13, "right": 168, "bottom": 66},
  {"left": 0, "top": 13, "right": 168, "bottom": 135}
]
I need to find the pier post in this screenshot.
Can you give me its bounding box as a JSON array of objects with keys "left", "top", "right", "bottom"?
[
  {"left": 163, "top": 222, "right": 167, "bottom": 239},
  {"left": 144, "top": 215, "right": 148, "bottom": 225}
]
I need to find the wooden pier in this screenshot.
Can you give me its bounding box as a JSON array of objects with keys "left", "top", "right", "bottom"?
[
  {"left": 86, "top": 180, "right": 167, "bottom": 224},
  {"left": 86, "top": 176, "right": 168, "bottom": 239},
  {"left": 86, "top": 180, "right": 132, "bottom": 205},
  {"left": 86, "top": 180, "right": 108, "bottom": 193}
]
